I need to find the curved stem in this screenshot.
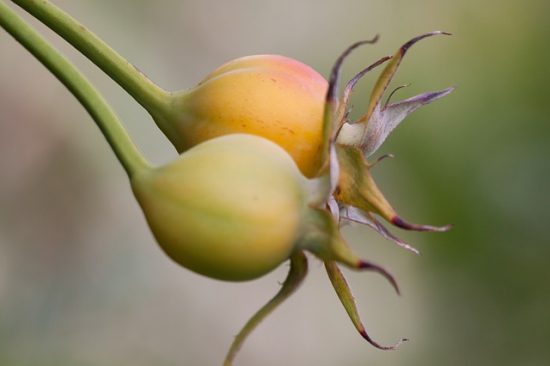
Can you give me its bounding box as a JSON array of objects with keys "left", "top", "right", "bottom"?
[
  {"left": 0, "top": 0, "right": 150, "bottom": 177},
  {"left": 11, "top": 0, "right": 172, "bottom": 118},
  {"left": 224, "top": 251, "right": 308, "bottom": 366}
]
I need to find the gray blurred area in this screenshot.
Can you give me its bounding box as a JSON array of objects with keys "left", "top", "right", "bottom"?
[{"left": 1, "top": 0, "right": 549, "bottom": 365}]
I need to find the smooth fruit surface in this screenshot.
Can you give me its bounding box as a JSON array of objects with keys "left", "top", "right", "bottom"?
[
  {"left": 131, "top": 134, "right": 307, "bottom": 281},
  {"left": 170, "top": 55, "right": 328, "bottom": 177}
]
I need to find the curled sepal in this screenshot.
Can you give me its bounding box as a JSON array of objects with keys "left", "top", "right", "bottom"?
[
  {"left": 223, "top": 251, "right": 308, "bottom": 366},
  {"left": 360, "top": 31, "right": 451, "bottom": 125},
  {"left": 325, "top": 36, "right": 380, "bottom": 138},
  {"left": 339, "top": 205, "right": 420, "bottom": 255},
  {"left": 391, "top": 216, "right": 453, "bottom": 232},
  {"left": 370, "top": 153, "right": 395, "bottom": 169},
  {"left": 318, "top": 35, "right": 381, "bottom": 178},
  {"left": 334, "top": 55, "right": 392, "bottom": 135},
  {"left": 325, "top": 261, "right": 407, "bottom": 350},
  {"left": 334, "top": 145, "right": 451, "bottom": 232},
  {"left": 339, "top": 87, "right": 455, "bottom": 156},
  {"left": 317, "top": 36, "right": 391, "bottom": 200},
  {"left": 336, "top": 31, "right": 453, "bottom": 156}
]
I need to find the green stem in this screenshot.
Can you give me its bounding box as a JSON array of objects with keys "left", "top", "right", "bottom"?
[
  {"left": 224, "top": 251, "right": 308, "bottom": 366},
  {"left": 11, "top": 0, "right": 171, "bottom": 118},
  {"left": 0, "top": 0, "right": 150, "bottom": 177}
]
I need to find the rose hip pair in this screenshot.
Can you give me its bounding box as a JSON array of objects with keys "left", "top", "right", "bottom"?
[{"left": 2, "top": 1, "right": 453, "bottom": 365}]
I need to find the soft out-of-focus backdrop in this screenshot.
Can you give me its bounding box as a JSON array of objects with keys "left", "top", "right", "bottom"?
[{"left": 1, "top": 0, "right": 549, "bottom": 365}]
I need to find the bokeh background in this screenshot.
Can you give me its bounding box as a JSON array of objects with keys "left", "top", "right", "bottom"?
[{"left": 1, "top": 0, "right": 549, "bottom": 365}]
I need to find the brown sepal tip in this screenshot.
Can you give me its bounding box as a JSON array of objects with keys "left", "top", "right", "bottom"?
[
  {"left": 391, "top": 216, "right": 453, "bottom": 232},
  {"left": 326, "top": 35, "right": 380, "bottom": 102},
  {"left": 359, "top": 329, "right": 409, "bottom": 350},
  {"left": 358, "top": 260, "right": 400, "bottom": 295},
  {"left": 400, "top": 31, "right": 452, "bottom": 55}
]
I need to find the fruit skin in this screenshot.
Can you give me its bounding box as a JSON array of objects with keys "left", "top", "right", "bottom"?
[
  {"left": 167, "top": 55, "right": 328, "bottom": 178},
  {"left": 131, "top": 134, "right": 308, "bottom": 281}
]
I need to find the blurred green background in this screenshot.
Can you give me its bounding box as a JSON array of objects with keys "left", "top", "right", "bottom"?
[{"left": 1, "top": 0, "right": 549, "bottom": 365}]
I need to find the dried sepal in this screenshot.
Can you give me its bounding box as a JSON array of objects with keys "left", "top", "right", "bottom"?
[
  {"left": 318, "top": 35, "right": 381, "bottom": 179},
  {"left": 325, "top": 261, "right": 407, "bottom": 350},
  {"left": 334, "top": 145, "right": 398, "bottom": 220},
  {"left": 384, "top": 84, "right": 411, "bottom": 108},
  {"left": 370, "top": 153, "right": 395, "bottom": 169},
  {"left": 326, "top": 36, "right": 380, "bottom": 105},
  {"left": 359, "top": 31, "right": 451, "bottom": 125},
  {"left": 320, "top": 38, "right": 378, "bottom": 169},
  {"left": 336, "top": 31, "right": 453, "bottom": 156},
  {"left": 334, "top": 145, "right": 451, "bottom": 232},
  {"left": 391, "top": 216, "right": 453, "bottom": 232},
  {"left": 340, "top": 87, "right": 455, "bottom": 156},
  {"left": 339, "top": 205, "right": 420, "bottom": 255},
  {"left": 335, "top": 55, "right": 392, "bottom": 135},
  {"left": 224, "top": 251, "right": 308, "bottom": 366}
]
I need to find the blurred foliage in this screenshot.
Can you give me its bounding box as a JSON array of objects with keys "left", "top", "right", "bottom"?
[{"left": 1, "top": 0, "right": 549, "bottom": 365}]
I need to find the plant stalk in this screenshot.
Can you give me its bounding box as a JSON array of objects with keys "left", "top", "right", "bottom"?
[
  {"left": 0, "top": 0, "right": 150, "bottom": 177},
  {"left": 11, "top": 0, "right": 172, "bottom": 119}
]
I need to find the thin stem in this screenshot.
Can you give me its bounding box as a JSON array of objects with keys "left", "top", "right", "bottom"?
[
  {"left": 0, "top": 0, "right": 150, "bottom": 177},
  {"left": 11, "top": 0, "right": 171, "bottom": 118},
  {"left": 224, "top": 251, "right": 308, "bottom": 366}
]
